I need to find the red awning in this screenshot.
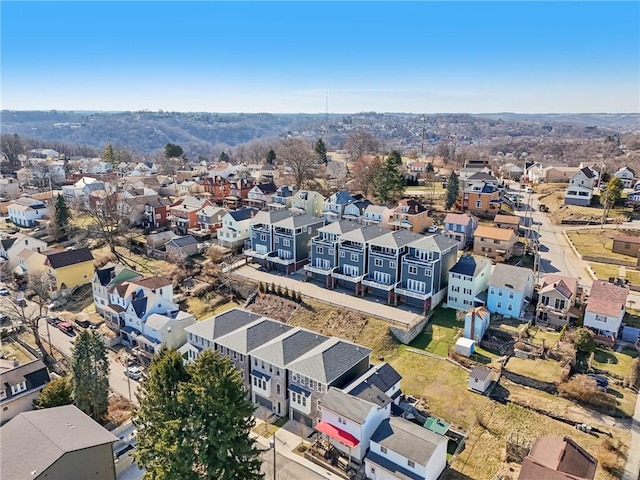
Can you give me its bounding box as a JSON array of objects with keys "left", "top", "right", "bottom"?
[{"left": 315, "top": 421, "right": 360, "bottom": 448}]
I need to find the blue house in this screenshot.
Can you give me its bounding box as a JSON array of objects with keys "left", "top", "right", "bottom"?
[
  {"left": 443, "top": 212, "right": 479, "bottom": 248},
  {"left": 304, "top": 221, "right": 360, "bottom": 288},
  {"left": 245, "top": 210, "right": 292, "bottom": 263},
  {"left": 270, "top": 214, "right": 324, "bottom": 274},
  {"left": 486, "top": 264, "right": 535, "bottom": 319},
  {"left": 322, "top": 190, "right": 358, "bottom": 223}
]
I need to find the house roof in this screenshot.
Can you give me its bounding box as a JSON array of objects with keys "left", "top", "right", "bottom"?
[
  {"left": 287, "top": 338, "right": 371, "bottom": 384},
  {"left": 364, "top": 205, "right": 389, "bottom": 215},
  {"left": 408, "top": 233, "right": 459, "bottom": 253},
  {"left": 579, "top": 166, "right": 596, "bottom": 179},
  {"left": 0, "top": 238, "right": 15, "bottom": 251},
  {"left": 474, "top": 225, "right": 516, "bottom": 242},
  {"left": 488, "top": 264, "right": 533, "bottom": 292},
  {"left": 274, "top": 213, "right": 322, "bottom": 229},
  {"left": 166, "top": 235, "right": 198, "bottom": 248},
  {"left": 250, "top": 328, "right": 329, "bottom": 367},
  {"left": 329, "top": 190, "right": 356, "bottom": 205},
  {"left": 585, "top": 280, "right": 628, "bottom": 317},
  {"left": 444, "top": 212, "right": 477, "bottom": 226},
  {"left": 214, "top": 318, "right": 293, "bottom": 355},
  {"left": 45, "top": 247, "right": 94, "bottom": 269},
  {"left": 368, "top": 229, "right": 423, "bottom": 249},
  {"left": 449, "top": 255, "right": 491, "bottom": 277},
  {"left": 95, "top": 264, "right": 116, "bottom": 286},
  {"left": 185, "top": 308, "right": 263, "bottom": 342},
  {"left": 346, "top": 362, "right": 402, "bottom": 397},
  {"left": 339, "top": 224, "right": 389, "bottom": 244},
  {"left": 321, "top": 387, "right": 377, "bottom": 424},
  {"left": 228, "top": 208, "right": 258, "bottom": 222},
  {"left": 494, "top": 214, "right": 521, "bottom": 225},
  {"left": 540, "top": 274, "right": 578, "bottom": 299},
  {"left": 0, "top": 359, "right": 49, "bottom": 395},
  {"left": 395, "top": 198, "right": 427, "bottom": 215},
  {"left": 369, "top": 417, "right": 447, "bottom": 466},
  {"left": 145, "top": 313, "right": 172, "bottom": 330},
  {"left": 250, "top": 209, "right": 292, "bottom": 225},
  {"left": 131, "top": 276, "right": 171, "bottom": 290},
  {"left": 255, "top": 182, "right": 277, "bottom": 194},
  {"left": 519, "top": 437, "right": 597, "bottom": 480},
  {"left": 0, "top": 405, "right": 118, "bottom": 480},
  {"left": 317, "top": 220, "right": 361, "bottom": 236},
  {"left": 613, "top": 234, "right": 640, "bottom": 245},
  {"left": 467, "top": 171, "right": 498, "bottom": 182},
  {"left": 470, "top": 365, "right": 492, "bottom": 382}
]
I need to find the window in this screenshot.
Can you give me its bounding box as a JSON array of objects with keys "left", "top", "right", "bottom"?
[
  {"left": 389, "top": 261, "right": 396, "bottom": 268},
  {"left": 338, "top": 417, "right": 346, "bottom": 425},
  {"left": 475, "top": 199, "right": 482, "bottom": 208},
  {"left": 380, "top": 446, "right": 388, "bottom": 454},
  {"left": 408, "top": 460, "right": 415, "bottom": 468},
  {"left": 317, "top": 382, "right": 323, "bottom": 392},
  {"left": 260, "top": 234, "right": 267, "bottom": 242},
  {"left": 374, "top": 258, "right": 383, "bottom": 267},
  {"left": 276, "top": 384, "right": 281, "bottom": 395},
  {"left": 498, "top": 290, "right": 503, "bottom": 296},
  {"left": 509, "top": 292, "right": 514, "bottom": 299},
  {"left": 302, "top": 396, "right": 307, "bottom": 407},
  {"left": 351, "top": 253, "right": 358, "bottom": 262},
  {"left": 276, "top": 368, "right": 280, "bottom": 376},
  {"left": 292, "top": 373, "right": 298, "bottom": 382},
  {"left": 316, "top": 246, "right": 324, "bottom": 254},
  {"left": 0, "top": 390, "right": 6, "bottom": 401},
  {"left": 254, "top": 359, "right": 258, "bottom": 366},
  {"left": 408, "top": 265, "right": 418, "bottom": 275},
  {"left": 497, "top": 302, "right": 502, "bottom": 308},
  {"left": 508, "top": 304, "right": 512, "bottom": 311},
  {"left": 340, "top": 251, "right": 345, "bottom": 258},
  {"left": 283, "top": 239, "right": 291, "bottom": 247}
]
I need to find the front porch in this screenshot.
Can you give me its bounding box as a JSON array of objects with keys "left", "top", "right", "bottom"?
[{"left": 305, "top": 438, "right": 363, "bottom": 479}]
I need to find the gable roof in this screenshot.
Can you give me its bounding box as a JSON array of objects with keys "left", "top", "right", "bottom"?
[
  {"left": 585, "top": 280, "right": 628, "bottom": 317},
  {"left": 579, "top": 166, "right": 596, "bottom": 179},
  {"left": 131, "top": 276, "right": 172, "bottom": 290},
  {"left": 494, "top": 214, "right": 521, "bottom": 225},
  {"left": 321, "top": 387, "right": 378, "bottom": 424},
  {"left": 255, "top": 182, "right": 277, "bottom": 194},
  {"left": 474, "top": 225, "right": 517, "bottom": 242},
  {"left": 470, "top": 365, "right": 492, "bottom": 382},
  {"left": 408, "top": 233, "right": 459, "bottom": 253},
  {"left": 0, "top": 238, "right": 16, "bottom": 251},
  {"left": 540, "top": 274, "right": 578, "bottom": 299},
  {"left": 185, "top": 308, "right": 263, "bottom": 342},
  {"left": 273, "top": 213, "right": 322, "bottom": 229},
  {"left": 368, "top": 229, "right": 423, "bottom": 249},
  {"left": 166, "top": 235, "right": 198, "bottom": 248},
  {"left": 250, "top": 209, "right": 291, "bottom": 225},
  {"left": 0, "top": 359, "right": 49, "bottom": 397},
  {"left": 45, "top": 247, "right": 94, "bottom": 269},
  {"left": 449, "top": 255, "right": 491, "bottom": 277},
  {"left": 250, "top": 328, "right": 329, "bottom": 367},
  {"left": 228, "top": 207, "right": 258, "bottom": 222},
  {"left": 339, "top": 224, "right": 389, "bottom": 244},
  {"left": 467, "top": 171, "right": 498, "bottom": 182},
  {"left": 613, "top": 234, "right": 640, "bottom": 245},
  {"left": 318, "top": 220, "right": 361, "bottom": 236},
  {"left": 519, "top": 436, "right": 597, "bottom": 480},
  {"left": 444, "top": 212, "right": 477, "bottom": 226},
  {"left": 488, "top": 264, "right": 533, "bottom": 292},
  {"left": 346, "top": 362, "right": 402, "bottom": 397},
  {"left": 215, "top": 318, "right": 293, "bottom": 355},
  {"left": 369, "top": 417, "right": 447, "bottom": 465},
  {"left": 0, "top": 405, "right": 118, "bottom": 480}
]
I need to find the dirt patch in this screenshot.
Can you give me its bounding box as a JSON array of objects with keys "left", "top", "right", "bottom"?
[
  {"left": 104, "top": 393, "right": 134, "bottom": 427},
  {"left": 247, "top": 294, "right": 301, "bottom": 323}
]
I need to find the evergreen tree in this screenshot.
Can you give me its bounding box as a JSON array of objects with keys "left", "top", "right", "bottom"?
[
  {"left": 445, "top": 171, "right": 460, "bottom": 210},
  {"left": 314, "top": 138, "right": 328, "bottom": 164},
  {"left": 374, "top": 152, "right": 406, "bottom": 204},
  {"left": 34, "top": 376, "right": 73, "bottom": 409},
  {"left": 164, "top": 143, "right": 184, "bottom": 159},
  {"left": 219, "top": 151, "right": 230, "bottom": 163},
  {"left": 265, "top": 149, "right": 276, "bottom": 164},
  {"left": 135, "top": 349, "right": 263, "bottom": 480},
  {"left": 387, "top": 150, "right": 402, "bottom": 165},
  {"left": 71, "top": 331, "right": 110, "bottom": 419},
  {"left": 54, "top": 194, "right": 71, "bottom": 233},
  {"left": 101, "top": 143, "right": 119, "bottom": 166},
  {"left": 601, "top": 176, "right": 624, "bottom": 223}
]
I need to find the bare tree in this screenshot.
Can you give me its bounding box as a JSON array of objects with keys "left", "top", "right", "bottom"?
[
  {"left": 0, "top": 133, "right": 24, "bottom": 173},
  {"left": 349, "top": 155, "right": 383, "bottom": 198},
  {"left": 81, "top": 188, "right": 129, "bottom": 260},
  {"left": 278, "top": 138, "right": 317, "bottom": 189},
  {"left": 343, "top": 130, "right": 380, "bottom": 162},
  {"left": 28, "top": 271, "right": 55, "bottom": 317},
  {"left": 244, "top": 139, "right": 273, "bottom": 165}
]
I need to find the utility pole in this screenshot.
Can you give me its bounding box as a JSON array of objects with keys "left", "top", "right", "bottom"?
[
  {"left": 420, "top": 115, "right": 426, "bottom": 156},
  {"left": 270, "top": 432, "right": 277, "bottom": 480}
]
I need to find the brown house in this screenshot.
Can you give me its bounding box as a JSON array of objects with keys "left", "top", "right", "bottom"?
[
  {"left": 612, "top": 234, "right": 640, "bottom": 257},
  {"left": 519, "top": 436, "right": 597, "bottom": 480},
  {"left": 473, "top": 225, "right": 518, "bottom": 260},
  {"left": 536, "top": 274, "right": 580, "bottom": 328},
  {"left": 493, "top": 214, "right": 521, "bottom": 233}
]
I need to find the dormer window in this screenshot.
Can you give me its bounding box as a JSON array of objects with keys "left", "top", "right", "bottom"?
[{"left": 11, "top": 381, "right": 27, "bottom": 395}]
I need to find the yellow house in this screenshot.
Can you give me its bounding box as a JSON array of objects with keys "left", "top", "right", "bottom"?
[{"left": 45, "top": 248, "right": 95, "bottom": 291}]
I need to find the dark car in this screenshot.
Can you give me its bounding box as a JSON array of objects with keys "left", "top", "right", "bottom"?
[
  {"left": 588, "top": 374, "right": 609, "bottom": 391},
  {"left": 46, "top": 316, "right": 60, "bottom": 326}
]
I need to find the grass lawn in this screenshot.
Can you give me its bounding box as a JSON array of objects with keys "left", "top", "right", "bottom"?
[
  {"left": 626, "top": 269, "right": 640, "bottom": 285},
  {"left": 0, "top": 341, "right": 33, "bottom": 364},
  {"left": 506, "top": 356, "right": 562, "bottom": 383},
  {"left": 252, "top": 416, "right": 288, "bottom": 438},
  {"left": 92, "top": 245, "right": 174, "bottom": 276},
  {"left": 527, "top": 326, "right": 562, "bottom": 347},
  {"left": 589, "top": 262, "right": 620, "bottom": 280},
  {"left": 566, "top": 229, "right": 638, "bottom": 262},
  {"left": 576, "top": 348, "right": 639, "bottom": 378},
  {"left": 409, "top": 307, "right": 462, "bottom": 357}
]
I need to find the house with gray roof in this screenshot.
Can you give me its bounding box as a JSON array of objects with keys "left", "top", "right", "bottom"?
[
  {"left": 363, "top": 204, "right": 392, "bottom": 228},
  {"left": 487, "top": 263, "right": 535, "bottom": 319},
  {"left": 0, "top": 405, "right": 118, "bottom": 480},
  {"left": 217, "top": 207, "right": 258, "bottom": 250},
  {"left": 268, "top": 185, "right": 296, "bottom": 211},
  {"left": 165, "top": 234, "right": 199, "bottom": 260},
  {"left": 344, "top": 362, "right": 403, "bottom": 405},
  {"left": 364, "top": 417, "right": 448, "bottom": 480},
  {"left": 447, "top": 254, "right": 493, "bottom": 311},
  {"left": 0, "top": 358, "right": 50, "bottom": 425},
  {"left": 322, "top": 190, "right": 359, "bottom": 222}
]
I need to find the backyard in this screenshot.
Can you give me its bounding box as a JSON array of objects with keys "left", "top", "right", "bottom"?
[
  {"left": 505, "top": 356, "right": 562, "bottom": 383},
  {"left": 566, "top": 229, "right": 639, "bottom": 263}
]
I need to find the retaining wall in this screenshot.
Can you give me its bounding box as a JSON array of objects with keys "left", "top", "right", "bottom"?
[{"left": 391, "top": 315, "right": 428, "bottom": 344}]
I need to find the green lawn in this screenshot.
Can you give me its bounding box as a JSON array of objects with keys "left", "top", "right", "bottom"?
[
  {"left": 624, "top": 309, "right": 640, "bottom": 328},
  {"left": 589, "top": 262, "right": 620, "bottom": 281},
  {"left": 409, "top": 307, "right": 462, "bottom": 357},
  {"left": 626, "top": 269, "right": 640, "bottom": 286},
  {"left": 577, "top": 348, "right": 639, "bottom": 378},
  {"left": 506, "top": 356, "right": 562, "bottom": 383},
  {"left": 567, "top": 229, "right": 639, "bottom": 262}
]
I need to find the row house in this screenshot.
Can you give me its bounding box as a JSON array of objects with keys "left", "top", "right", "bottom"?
[
  {"left": 565, "top": 167, "right": 597, "bottom": 206},
  {"left": 447, "top": 254, "right": 492, "bottom": 311},
  {"left": 142, "top": 197, "right": 172, "bottom": 230},
  {"left": 245, "top": 181, "right": 277, "bottom": 209},
  {"left": 443, "top": 212, "right": 478, "bottom": 247},
  {"left": 268, "top": 185, "right": 295, "bottom": 211},
  {"left": 217, "top": 208, "right": 258, "bottom": 251},
  {"left": 224, "top": 178, "right": 254, "bottom": 209},
  {"left": 536, "top": 274, "right": 580, "bottom": 329},
  {"left": 245, "top": 211, "right": 324, "bottom": 274},
  {"left": 322, "top": 190, "right": 361, "bottom": 223},
  {"left": 197, "top": 205, "right": 228, "bottom": 235},
  {"left": 170, "top": 196, "right": 213, "bottom": 235},
  {"left": 614, "top": 166, "right": 636, "bottom": 189},
  {"left": 182, "top": 308, "right": 372, "bottom": 426},
  {"left": 202, "top": 175, "right": 231, "bottom": 203},
  {"left": 584, "top": 279, "right": 628, "bottom": 342},
  {"left": 388, "top": 199, "right": 432, "bottom": 233},
  {"left": 290, "top": 190, "right": 325, "bottom": 217},
  {"left": 92, "top": 263, "right": 142, "bottom": 320},
  {"left": 473, "top": 225, "right": 519, "bottom": 261}
]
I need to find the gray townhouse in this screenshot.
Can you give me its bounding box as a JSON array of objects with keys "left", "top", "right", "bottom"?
[
  {"left": 286, "top": 337, "right": 372, "bottom": 427},
  {"left": 332, "top": 225, "right": 389, "bottom": 296},
  {"left": 443, "top": 212, "right": 479, "bottom": 248},
  {"left": 303, "top": 220, "right": 360, "bottom": 288},
  {"left": 394, "top": 234, "right": 459, "bottom": 312},
  {"left": 268, "top": 185, "right": 295, "bottom": 211},
  {"left": 245, "top": 210, "right": 291, "bottom": 263},
  {"left": 361, "top": 229, "right": 424, "bottom": 304}
]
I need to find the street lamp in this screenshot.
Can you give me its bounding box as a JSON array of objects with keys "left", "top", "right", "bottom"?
[{"left": 269, "top": 432, "right": 276, "bottom": 480}]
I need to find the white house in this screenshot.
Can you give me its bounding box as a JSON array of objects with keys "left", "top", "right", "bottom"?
[
  {"left": 583, "top": 280, "right": 629, "bottom": 342},
  {"left": 365, "top": 417, "right": 448, "bottom": 480},
  {"left": 317, "top": 387, "right": 391, "bottom": 463},
  {"left": 290, "top": 190, "right": 325, "bottom": 217},
  {"left": 614, "top": 166, "right": 636, "bottom": 189},
  {"left": 565, "top": 167, "right": 597, "bottom": 206},
  {"left": 217, "top": 208, "right": 257, "bottom": 250},
  {"left": 0, "top": 233, "right": 48, "bottom": 269},
  {"left": 343, "top": 363, "right": 402, "bottom": 405},
  {"left": 363, "top": 205, "right": 391, "bottom": 228},
  {"left": 447, "top": 255, "right": 492, "bottom": 311},
  {"left": 468, "top": 365, "right": 492, "bottom": 393},
  {"left": 7, "top": 197, "right": 48, "bottom": 228},
  {"left": 464, "top": 306, "right": 491, "bottom": 342}
]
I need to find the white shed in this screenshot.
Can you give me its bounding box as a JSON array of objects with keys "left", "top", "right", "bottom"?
[
  {"left": 469, "top": 366, "right": 492, "bottom": 393},
  {"left": 455, "top": 337, "right": 475, "bottom": 357}
]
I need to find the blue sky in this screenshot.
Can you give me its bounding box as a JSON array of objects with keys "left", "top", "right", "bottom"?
[{"left": 1, "top": 1, "right": 638, "bottom": 113}]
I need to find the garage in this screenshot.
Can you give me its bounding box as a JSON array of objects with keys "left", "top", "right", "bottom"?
[
  {"left": 290, "top": 409, "right": 313, "bottom": 428},
  {"left": 254, "top": 394, "right": 273, "bottom": 411}
]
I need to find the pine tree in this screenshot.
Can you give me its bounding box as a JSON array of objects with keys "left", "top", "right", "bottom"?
[
  {"left": 374, "top": 151, "right": 406, "bottom": 203},
  {"left": 34, "top": 376, "right": 73, "bottom": 409},
  {"left": 71, "top": 331, "right": 110, "bottom": 419},
  {"left": 445, "top": 171, "right": 460, "bottom": 210},
  {"left": 54, "top": 194, "right": 70, "bottom": 233},
  {"left": 135, "top": 350, "right": 263, "bottom": 479},
  {"left": 283, "top": 286, "right": 290, "bottom": 299},
  {"left": 314, "top": 138, "right": 328, "bottom": 164},
  {"left": 265, "top": 149, "right": 276, "bottom": 164},
  {"left": 219, "top": 151, "right": 230, "bottom": 163},
  {"left": 101, "top": 143, "right": 119, "bottom": 166}
]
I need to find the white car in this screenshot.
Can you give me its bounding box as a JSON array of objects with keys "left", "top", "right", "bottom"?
[
  {"left": 124, "top": 366, "right": 143, "bottom": 380},
  {"left": 427, "top": 225, "right": 439, "bottom": 233}
]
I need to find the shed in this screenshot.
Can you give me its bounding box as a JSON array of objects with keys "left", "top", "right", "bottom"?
[
  {"left": 469, "top": 365, "right": 492, "bottom": 393},
  {"left": 455, "top": 337, "right": 475, "bottom": 357}
]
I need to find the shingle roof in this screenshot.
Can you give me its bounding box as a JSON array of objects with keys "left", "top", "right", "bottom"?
[
  {"left": 274, "top": 213, "right": 322, "bottom": 229},
  {"left": 45, "top": 247, "right": 94, "bottom": 269},
  {"left": 409, "top": 233, "right": 459, "bottom": 253},
  {"left": 131, "top": 276, "right": 172, "bottom": 290},
  {"left": 339, "top": 224, "right": 389, "bottom": 244},
  {"left": 579, "top": 166, "right": 596, "bottom": 179},
  {"left": 215, "top": 319, "right": 293, "bottom": 355},
  {"left": 444, "top": 212, "right": 477, "bottom": 226},
  {"left": 368, "top": 229, "right": 423, "bottom": 249},
  {"left": 467, "top": 171, "right": 498, "bottom": 182},
  {"left": 255, "top": 182, "right": 277, "bottom": 194},
  {"left": 613, "top": 234, "right": 640, "bottom": 245},
  {"left": 540, "top": 274, "right": 578, "bottom": 299},
  {"left": 0, "top": 359, "right": 49, "bottom": 399},
  {"left": 317, "top": 220, "right": 361, "bottom": 236},
  {"left": 369, "top": 417, "right": 447, "bottom": 465},
  {"left": 321, "top": 387, "right": 377, "bottom": 424},
  {"left": 228, "top": 208, "right": 258, "bottom": 222},
  {"left": 520, "top": 437, "right": 597, "bottom": 480},
  {"left": 347, "top": 362, "right": 402, "bottom": 397},
  {"left": 494, "top": 214, "right": 521, "bottom": 225},
  {"left": 329, "top": 190, "right": 356, "bottom": 205},
  {"left": 185, "top": 308, "right": 263, "bottom": 342},
  {"left": 0, "top": 238, "right": 15, "bottom": 251},
  {"left": 470, "top": 365, "right": 492, "bottom": 382},
  {"left": 586, "top": 280, "right": 629, "bottom": 318},
  {"left": 0, "top": 405, "right": 118, "bottom": 480},
  {"left": 166, "top": 235, "right": 198, "bottom": 248},
  {"left": 95, "top": 264, "right": 116, "bottom": 286},
  {"left": 251, "top": 209, "right": 292, "bottom": 225},
  {"left": 488, "top": 264, "right": 533, "bottom": 292},
  {"left": 449, "top": 255, "right": 491, "bottom": 277},
  {"left": 250, "top": 328, "right": 329, "bottom": 367},
  {"left": 474, "top": 225, "right": 516, "bottom": 242},
  {"left": 131, "top": 295, "right": 149, "bottom": 318}
]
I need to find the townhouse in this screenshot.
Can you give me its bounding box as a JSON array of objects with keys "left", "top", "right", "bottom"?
[
  {"left": 224, "top": 178, "right": 254, "bottom": 209},
  {"left": 473, "top": 225, "right": 519, "bottom": 261},
  {"left": 245, "top": 211, "right": 324, "bottom": 274},
  {"left": 486, "top": 264, "right": 534, "bottom": 319},
  {"left": 583, "top": 279, "right": 628, "bottom": 342},
  {"left": 442, "top": 212, "right": 479, "bottom": 248},
  {"left": 290, "top": 189, "right": 325, "bottom": 217},
  {"left": 217, "top": 207, "right": 258, "bottom": 251},
  {"left": 447, "top": 254, "right": 492, "bottom": 311},
  {"left": 536, "top": 274, "right": 580, "bottom": 329},
  {"left": 202, "top": 175, "right": 231, "bottom": 203},
  {"left": 388, "top": 199, "right": 433, "bottom": 233},
  {"left": 565, "top": 166, "right": 597, "bottom": 206},
  {"left": 92, "top": 263, "right": 142, "bottom": 319}
]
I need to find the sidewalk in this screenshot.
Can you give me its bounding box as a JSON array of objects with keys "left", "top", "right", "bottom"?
[
  {"left": 234, "top": 264, "right": 423, "bottom": 330},
  {"left": 251, "top": 418, "right": 333, "bottom": 480}
]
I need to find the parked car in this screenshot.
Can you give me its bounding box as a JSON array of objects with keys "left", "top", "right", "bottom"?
[
  {"left": 57, "top": 322, "right": 75, "bottom": 335},
  {"left": 14, "top": 297, "right": 27, "bottom": 307},
  {"left": 525, "top": 186, "right": 534, "bottom": 194},
  {"left": 427, "top": 225, "right": 439, "bottom": 233},
  {"left": 539, "top": 204, "right": 549, "bottom": 213},
  {"left": 0, "top": 315, "right": 10, "bottom": 326},
  {"left": 125, "top": 366, "right": 143, "bottom": 380},
  {"left": 588, "top": 374, "right": 609, "bottom": 392},
  {"left": 46, "top": 315, "right": 60, "bottom": 326},
  {"left": 0, "top": 287, "right": 10, "bottom": 296}
]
